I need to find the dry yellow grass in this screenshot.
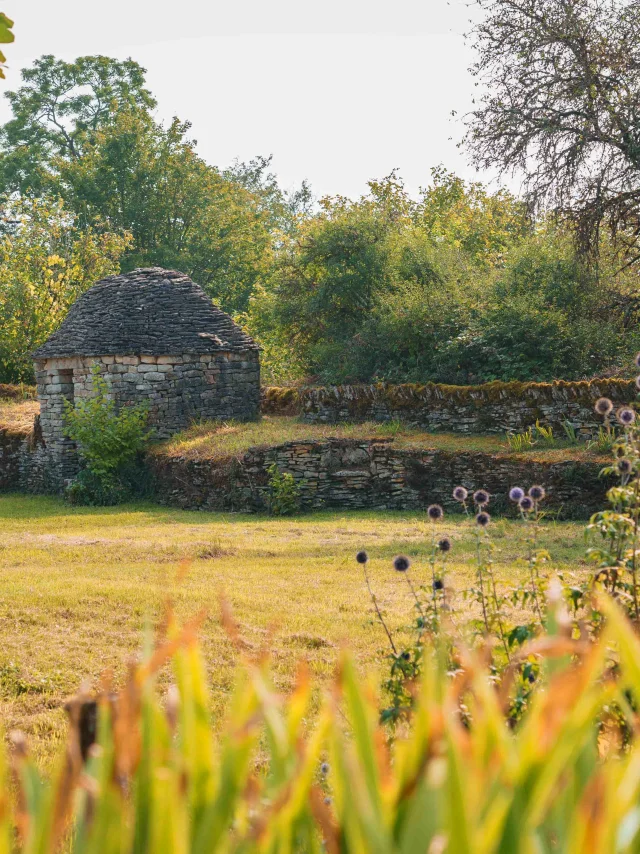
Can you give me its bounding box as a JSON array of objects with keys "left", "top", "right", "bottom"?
[
  {"left": 156, "top": 415, "right": 606, "bottom": 462},
  {"left": 0, "top": 494, "right": 589, "bottom": 769},
  {"left": 0, "top": 399, "right": 38, "bottom": 434}
]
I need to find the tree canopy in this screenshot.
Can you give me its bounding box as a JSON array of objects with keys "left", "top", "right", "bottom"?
[
  {"left": 2, "top": 45, "right": 639, "bottom": 387},
  {"left": 0, "top": 12, "right": 13, "bottom": 79},
  {"left": 0, "top": 55, "right": 155, "bottom": 196},
  {"left": 466, "top": 0, "right": 640, "bottom": 261},
  {"left": 0, "top": 197, "right": 131, "bottom": 382}
]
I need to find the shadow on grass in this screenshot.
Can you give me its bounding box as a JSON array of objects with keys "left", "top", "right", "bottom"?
[{"left": 0, "top": 492, "right": 440, "bottom": 526}]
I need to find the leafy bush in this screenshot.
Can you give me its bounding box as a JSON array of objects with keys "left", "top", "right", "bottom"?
[
  {"left": 64, "top": 468, "right": 131, "bottom": 506},
  {"left": 63, "top": 366, "right": 151, "bottom": 503},
  {"left": 266, "top": 462, "right": 301, "bottom": 515}
]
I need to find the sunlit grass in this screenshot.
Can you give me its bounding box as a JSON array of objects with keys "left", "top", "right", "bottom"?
[
  {"left": 0, "top": 494, "right": 589, "bottom": 768},
  {"left": 155, "top": 415, "right": 606, "bottom": 462},
  {"left": 0, "top": 399, "right": 38, "bottom": 434}
]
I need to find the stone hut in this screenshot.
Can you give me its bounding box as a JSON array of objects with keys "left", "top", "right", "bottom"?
[{"left": 33, "top": 267, "right": 260, "bottom": 465}]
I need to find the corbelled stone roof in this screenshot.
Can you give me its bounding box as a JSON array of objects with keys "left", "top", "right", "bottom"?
[{"left": 34, "top": 268, "right": 258, "bottom": 359}]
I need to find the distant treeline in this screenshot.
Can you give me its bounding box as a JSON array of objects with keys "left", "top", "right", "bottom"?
[{"left": 1, "top": 29, "right": 639, "bottom": 385}]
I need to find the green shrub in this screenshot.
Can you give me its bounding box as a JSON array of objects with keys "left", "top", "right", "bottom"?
[
  {"left": 64, "top": 468, "right": 131, "bottom": 506},
  {"left": 63, "top": 365, "right": 151, "bottom": 503},
  {"left": 266, "top": 462, "right": 301, "bottom": 515}
]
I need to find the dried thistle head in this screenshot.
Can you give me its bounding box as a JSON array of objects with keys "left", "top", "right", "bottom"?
[
  {"left": 595, "top": 397, "right": 613, "bottom": 416},
  {"left": 427, "top": 504, "right": 444, "bottom": 521},
  {"left": 393, "top": 555, "right": 411, "bottom": 572}
]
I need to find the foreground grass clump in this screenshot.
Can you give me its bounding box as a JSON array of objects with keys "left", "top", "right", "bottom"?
[
  {"left": 5, "top": 596, "right": 640, "bottom": 852},
  {"left": 0, "top": 496, "right": 586, "bottom": 767}
]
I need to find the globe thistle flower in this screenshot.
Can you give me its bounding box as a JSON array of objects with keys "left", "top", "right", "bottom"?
[
  {"left": 519, "top": 495, "right": 534, "bottom": 512},
  {"left": 393, "top": 555, "right": 410, "bottom": 572},
  {"left": 618, "top": 458, "right": 633, "bottom": 475},
  {"left": 355, "top": 550, "right": 368, "bottom": 564},
  {"left": 473, "top": 489, "right": 490, "bottom": 507},
  {"left": 476, "top": 511, "right": 491, "bottom": 527},
  {"left": 320, "top": 762, "right": 330, "bottom": 775},
  {"left": 433, "top": 577, "right": 444, "bottom": 591},
  {"left": 528, "top": 485, "right": 546, "bottom": 501},
  {"left": 635, "top": 352, "right": 640, "bottom": 369},
  {"left": 617, "top": 407, "right": 636, "bottom": 426},
  {"left": 427, "top": 504, "right": 444, "bottom": 521},
  {"left": 452, "top": 485, "right": 468, "bottom": 502},
  {"left": 437, "top": 537, "right": 452, "bottom": 553},
  {"left": 595, "top": 397, "right": 614, "bottom": 416},
  {"left": 509, "top": 486, "right": 524, "bottom": 502}
]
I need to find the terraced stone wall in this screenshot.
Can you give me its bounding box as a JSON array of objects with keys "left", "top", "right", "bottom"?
[
  {"left": 263, "top": 379, "right": 637, "bottom": 437},
  {"left": 148, "top": 438, "right": 610, "bottom": 519}
]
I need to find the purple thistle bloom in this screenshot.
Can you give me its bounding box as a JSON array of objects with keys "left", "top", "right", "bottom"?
[
  {"left": 393, "top": 555, "right": 410, "bottom": 572},
  {"left": 476, "top": 511, "right": 491, "bottom": 527},
  {"left": 528, "top": 485, "right": 546, "bottom": 501},
  {"left": 617, "top": 408, "right": 636, "bottom": 426},
  {"left": 452, "top": 485, "right": 468, "bottom": 502},
  {"left": 356, "top": 550, "right": 368, "bottom": 564},
  {"left": 618, "top": 458, "right": 633, "bottom": 475},
  {"left": 438, "top": 537, "right": 452, "bottom": 553},
  {"left": 433, "top": 577, "right": 444, "bottom": 591},
  {"left": 427, "top": 504, "right": 444, "bottom": 521},
  {"left": 519, "top": 495, "right": 534, "bottom": 512},
  {"left": 473, "top": 489, "right": 490, "bottom": 507},
  {"left": 509, "top": 486, "right": 524, "bottom": 502},
  {"left": 595, "top": 397, "right": 613, "bottom": 416}
]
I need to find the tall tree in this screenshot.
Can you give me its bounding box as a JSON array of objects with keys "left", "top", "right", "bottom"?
[
  {"left": 0, "top": 54, "right": 155, "bottom": 195},
  {"left": 465, "top": 0, "right": 640, "bottom": 261},
  {"left": 58, "top": 108, "right": 273, "bottom": 312}
]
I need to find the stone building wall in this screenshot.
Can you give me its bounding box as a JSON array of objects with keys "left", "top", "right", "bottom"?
[
  {"left": 148, "top": 438, "right": 610, "bottom": 519},
  {"left": 264, "top": 379, "right": 637, "bottom": 438},
  {"left": 35, "top": 350, "right": 260, "bottom": 446}
]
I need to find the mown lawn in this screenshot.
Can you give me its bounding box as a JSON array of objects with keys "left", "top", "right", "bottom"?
[{"left": 0, "top": 495, "right": 590, "bottom": 768}]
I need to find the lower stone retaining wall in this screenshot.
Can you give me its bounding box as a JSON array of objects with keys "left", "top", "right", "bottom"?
[
  {"left": 0, "top": 429, "right": 26, "bottom": 490},
  {"left": 264, "top": 379, "right": 637, "bottom": 437},
  {"left": 0, "top": 425, "right": 612, "bottom": 518},
  {"left": 148, "top": 439, "right": 610, "bottom": 519}
]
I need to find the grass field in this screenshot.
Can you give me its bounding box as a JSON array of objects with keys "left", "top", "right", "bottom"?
[
  {"left": 0, "top": 494, "right": 591, "bottom": 768},
  {"left": 157, "top": 415, "right": 607, "bottom": 463}
]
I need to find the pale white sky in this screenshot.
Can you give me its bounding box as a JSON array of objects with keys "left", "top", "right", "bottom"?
[{"left": 0, "top": 0, "right": 507, "bottom": 199}]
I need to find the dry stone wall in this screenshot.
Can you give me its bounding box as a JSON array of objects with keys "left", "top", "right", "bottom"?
[
  {"left": 264, "top": 379, "right": 637, "bottom": 437},
  {"left": 0, "top": 429, "right": 25, "bottom": 490},
  {"left": 148, "top": 438, "right": 610, "bottom": 519},
  {"left": 0, "top": 424, "right": 612, "bottom": 517}
]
